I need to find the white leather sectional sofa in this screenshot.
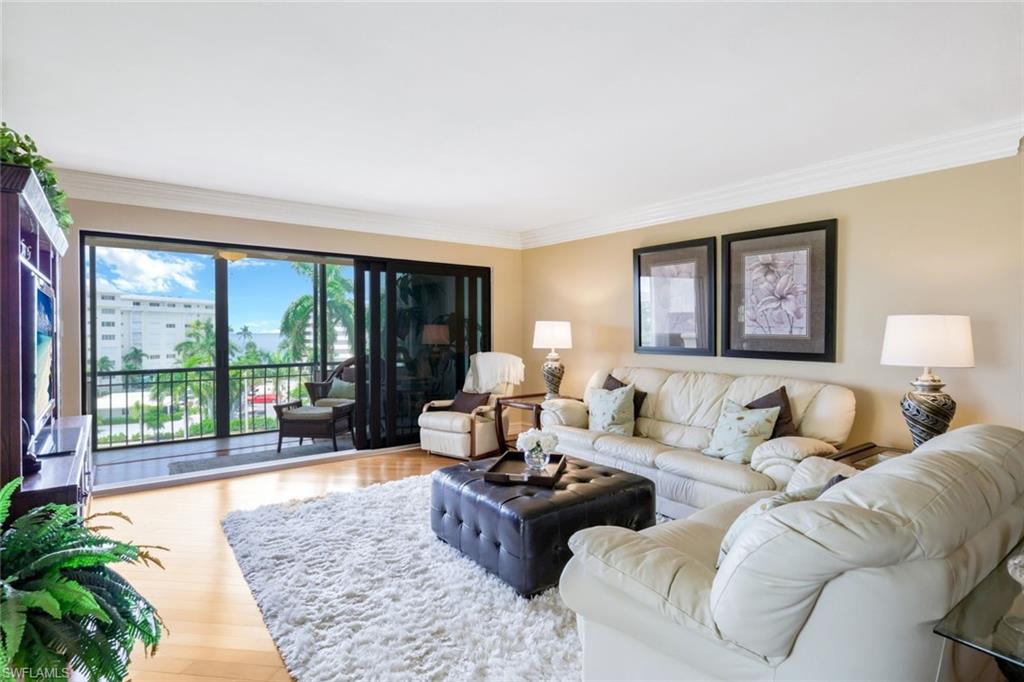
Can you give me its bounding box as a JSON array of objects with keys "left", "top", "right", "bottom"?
[
  {"left": 540, "top": 367, "right": 856, "bottom": 517},
  {"left": 560, "top": 424, "right": 1023, "bottom": 681}
]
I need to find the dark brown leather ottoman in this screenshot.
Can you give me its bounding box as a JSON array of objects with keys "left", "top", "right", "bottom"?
[{"left": 430, "top": 456, "right": 655, "bottom": 596}]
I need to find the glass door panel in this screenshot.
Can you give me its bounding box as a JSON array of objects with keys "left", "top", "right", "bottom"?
[
  {"left": 354, "top": 260, "right": 490, "bottom": 448},
  {"left": 83, "top": 241, "right": 218, "bottom": 449},
  {"left": 226, "top": 256, "right": 319, "bottom": 436}
]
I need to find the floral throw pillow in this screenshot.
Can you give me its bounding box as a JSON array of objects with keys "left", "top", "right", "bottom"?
[
  {"left": 587, "top": 384, "right": 636, "bottom": 436},
  {"left": 702, "top": 400, "right": 780, "bottom": 464}
]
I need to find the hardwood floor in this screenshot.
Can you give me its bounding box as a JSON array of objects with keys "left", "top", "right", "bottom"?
[{"left": 92, "top": 449, "right": 454, "bottom": 682}]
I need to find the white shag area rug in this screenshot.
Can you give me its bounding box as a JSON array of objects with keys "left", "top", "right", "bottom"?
[{"left": 222, "top": 474, "right": 582, "bottom": 682}]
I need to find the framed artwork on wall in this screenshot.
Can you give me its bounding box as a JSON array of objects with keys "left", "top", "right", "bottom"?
[
  {"left": 721, "top": 219, "right": 837, "bottom": 362},
  {"left": 633, "top": 236, "right": 716, "bottom": 356}
]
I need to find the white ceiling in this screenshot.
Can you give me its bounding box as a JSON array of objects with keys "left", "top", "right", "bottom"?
[{"left": 3, "top": 2, "right": 1022, "bottom": 249}]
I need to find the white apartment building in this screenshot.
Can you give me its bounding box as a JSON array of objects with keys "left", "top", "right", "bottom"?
[{"left": 96, "top": 290, "right": 215, "bottom": 370}]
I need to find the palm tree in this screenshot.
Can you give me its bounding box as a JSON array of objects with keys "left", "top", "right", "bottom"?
[
  {"left": 175, "top": 319, "right": 216, "bottom": 367},
  {"left": 279, "top": 264, "right": 354, "bottom": 361},
  {"left": 122, "top": 347, "right": 147, "bottom": 371},
  {"left": 97, "top": 356, "right": 115, "bottom": 372}
]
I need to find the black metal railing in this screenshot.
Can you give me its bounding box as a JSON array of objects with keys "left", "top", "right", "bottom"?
[
  {"left": 93, "top": 362, "right": 318, "bottom": 449},
  {"left": 227, "top": 362, "right": 320, "bottom": 436}
]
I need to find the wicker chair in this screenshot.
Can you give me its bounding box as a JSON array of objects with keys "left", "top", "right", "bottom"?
[{"left": 304, "top": 357, "right": 357, "bottom": 407}]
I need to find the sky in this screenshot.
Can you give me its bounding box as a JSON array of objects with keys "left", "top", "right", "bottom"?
[{"left": 95, "top": 246, "right": 316, "bottom": 334}]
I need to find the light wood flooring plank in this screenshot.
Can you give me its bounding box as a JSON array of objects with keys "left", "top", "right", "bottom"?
[{"left": 92, "top": 450, "right": 453, "bottom": 681}]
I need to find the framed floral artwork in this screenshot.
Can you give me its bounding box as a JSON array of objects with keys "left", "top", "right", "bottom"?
[
  {"left": 721, "top": 219, "right": 837, "bottom": 362},
  {"left": 633, "top": 237, "right": 715, "bottom": 355}
]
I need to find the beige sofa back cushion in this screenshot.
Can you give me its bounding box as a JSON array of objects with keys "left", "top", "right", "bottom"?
[
  {"left": 583, "top": 368, "right": 856, "bottom": 450},
  {"left": 709, "top": 424, "right": 1024, "bottom": 660}
]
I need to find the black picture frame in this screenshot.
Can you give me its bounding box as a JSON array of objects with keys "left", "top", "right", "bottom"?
[
  {"left": 633, "top": 236, "right": 716, "bottom": 356},
  {"left": 721, "top": 219, "right": 837, "bottom": 362}
]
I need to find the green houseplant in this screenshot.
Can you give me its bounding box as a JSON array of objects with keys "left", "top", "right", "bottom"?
[
  {"left": 0, "top": 478, "right": 164, "bottom": 681},
  {"left": 0, "top": 123, "right": 73, "bottom": 231}
]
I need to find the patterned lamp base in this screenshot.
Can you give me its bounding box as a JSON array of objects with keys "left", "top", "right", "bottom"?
[
  {"left": 900, "top": 389, "right": 957, "bottom": 449},
  {"left": 542, "top": 352, "right": 565, "bottom": 400}
]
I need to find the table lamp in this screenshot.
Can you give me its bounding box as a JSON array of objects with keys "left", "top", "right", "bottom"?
[
  {"left": 880, "top": 314, "right": 974, "bottom": 448},
  {"left": 533, "top": 321, "right": 572, "bottom": 399}
]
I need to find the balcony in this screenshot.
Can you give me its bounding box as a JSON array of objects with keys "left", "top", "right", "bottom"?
[{"left": 93, "top": 362, "right": 321, "bottom": 449}]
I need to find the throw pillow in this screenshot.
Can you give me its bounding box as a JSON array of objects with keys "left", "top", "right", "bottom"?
[
  {"left": 717, "top": 483, "right": 826, "bottom": 567},
  {"left": 326, "top": 378, "right": 356, "bottom": 400},
  {"left": 449, "top": 391, "right": 490, "bottom": 414},
  {"left": 745, "top": 386, "right": 797, "bottom": 438},
  {"left": 703, "top": 400, "right": 780, "bottom": 464},
  {"left": 822, "top": 474, "right": 847, "bottom": 492},
  {"left": 588, "top": 384, "right": 636, "bottom": 436},
  {"left": 603, "top": 374, "right": 648, "bottom": 419}
]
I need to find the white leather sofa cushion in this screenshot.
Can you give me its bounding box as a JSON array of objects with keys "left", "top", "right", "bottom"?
[
  {"left": 785, "top": 456, "right": 859, "bottom": 493},
  {"left": 539, "top": 398, "right": 588, "bottom": 429},
  {"left": 749, "top": 436, "right": 838, "bottom": 486},
  {"left": 418, "top": 411, "right": 474, "bottom": 433},
  {"left": 420, "top": 430, "right": 472, "bottom": 458},
  {"left": 568, "top": 525, "right": 719, "bottom": 636},
  {"left": 723, "top": 376, "right": 855, "bottom": 447},
  {"left": 642, "top": 491, "right": 775, "bottom": 571},
  {"left": 654, "top": 372, "right": 734, "bottom": 429},
  {"left": 593, "top": 435, "right": 676, "bottom": 468},
  {"left": 655, "top": 450, "right": 777, "bottom": 493},
  {"left": 643, "top": 421, "right": 713, "bottom": 451},
  {"left": 710, "top": 424, "right": 1024, "bottom": 661},
  {"left": 545, "top": 424, "right": 602, "bottom": 450}
]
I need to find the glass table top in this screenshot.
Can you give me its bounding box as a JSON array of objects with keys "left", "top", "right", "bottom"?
[{"left": 935, "top": 538, "right": 1024, "bottom": 670}]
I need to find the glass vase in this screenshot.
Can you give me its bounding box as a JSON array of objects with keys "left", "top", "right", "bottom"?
[{"left": 524, "top": 445, "right": 550, "bottom": 471}]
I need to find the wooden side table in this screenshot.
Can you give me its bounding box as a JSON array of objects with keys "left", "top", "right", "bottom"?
[
  {"left": 828, "top": 442, "right": 911, "bottom": 470},
  {"left": 493, "top": 393, "right": 548, "bottom": 451}
]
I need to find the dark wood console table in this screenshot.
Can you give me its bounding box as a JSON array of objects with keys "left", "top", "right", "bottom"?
[{"left": 11, "top": 415, "right": 93, "bottom": 519}]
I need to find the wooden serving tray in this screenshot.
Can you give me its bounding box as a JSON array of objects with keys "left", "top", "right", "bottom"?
[{"left": 483, "top": 451, "right": 566, "bottom": 487}]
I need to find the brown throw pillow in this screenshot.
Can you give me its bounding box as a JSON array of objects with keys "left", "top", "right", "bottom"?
[
  {"left": 449, "top": 391, "right": 490, "bottom": 414},
  {"left": 746, "top": 387, "right": 797, "bottom": 438},
  {"left": 603, "top": 374, "right": 647, "bottom": 419}
]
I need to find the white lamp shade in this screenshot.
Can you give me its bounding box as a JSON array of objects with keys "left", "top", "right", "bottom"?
[
  {"left": 533, "top": 321, "right": 572, "bottom": 349},
  {"left": 880, "top": 315, "right": 974, "bottom": 368}
]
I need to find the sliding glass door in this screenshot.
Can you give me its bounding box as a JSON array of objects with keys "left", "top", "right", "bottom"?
[
  {"left": 353, "top": 260, "right": 490, "bottom": 448},
  {"left": 82, "top": 234, "right": 356, "bottom": 450},
  {"left": 81, "top": 232, "right": 492, "bottom": 479}
]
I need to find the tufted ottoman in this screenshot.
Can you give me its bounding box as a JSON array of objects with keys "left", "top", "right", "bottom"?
[{"left": 430, "top": 457, "right": 655, "bottom": 596}]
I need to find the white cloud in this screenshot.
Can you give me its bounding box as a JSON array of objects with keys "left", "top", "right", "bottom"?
[
  {"left": 96, "top": 247, "right": 202, "bottom": 293},
  {"left": 240, "top": 320, "right": 280, "bottom": 334}
]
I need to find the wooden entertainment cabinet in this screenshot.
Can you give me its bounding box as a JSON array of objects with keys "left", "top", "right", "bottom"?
[{"left": 1, "top": 163, "right": 93, "bottom": 518}]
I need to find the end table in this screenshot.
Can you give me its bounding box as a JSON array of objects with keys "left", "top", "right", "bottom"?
[{"left": 829, "top": 442, "right": 910, "bottom": 470}]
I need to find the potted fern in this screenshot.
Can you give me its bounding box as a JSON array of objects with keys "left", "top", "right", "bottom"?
[{"left": 0, "top": 478, "right": 164, "bottom": 681}]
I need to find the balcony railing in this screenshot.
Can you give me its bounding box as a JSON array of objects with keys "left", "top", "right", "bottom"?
[{"left": 93, "top": 362, "right": 320, "bottom": 449}]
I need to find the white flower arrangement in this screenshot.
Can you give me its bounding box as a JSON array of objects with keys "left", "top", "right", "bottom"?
[{"left": 516, "top": 428, "right": 558, "bottom": 454}]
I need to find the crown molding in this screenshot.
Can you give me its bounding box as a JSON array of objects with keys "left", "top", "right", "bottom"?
[
  {"left": 520, "top": 117, "right": 1024, "bottom": 248},
  {"left": 56, "top": 117, "right": 1021, "bottom": 252},
  {"left": 55, "top": 168, "right": 524, "bottom": 250}
]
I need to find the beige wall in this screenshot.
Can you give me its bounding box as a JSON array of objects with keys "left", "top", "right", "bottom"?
[
  {"left": 59, "top": 155, "right": 1022, "bottom": 448},
  {"left": 521, "top": 156, "right": 1024, "bottom": 448},
  {"left": 58, "top": 199, "right": 523, "bottom": 415}
]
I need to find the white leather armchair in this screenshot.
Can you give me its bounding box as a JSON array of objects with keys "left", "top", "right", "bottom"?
[
  {"left": 418, "top": 352, "right": 523, "bottom": 460},
  {"left": 561, "top": 424, "right": 1024, "bottom": 681}
]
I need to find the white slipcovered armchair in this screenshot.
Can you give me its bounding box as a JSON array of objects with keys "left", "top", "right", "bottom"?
[
  {"left": 418, "top": 352, "right": 524, "bottom": 460},
  {"left": 560, "top": 424, "right": 1024, "bottom": 681}
]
